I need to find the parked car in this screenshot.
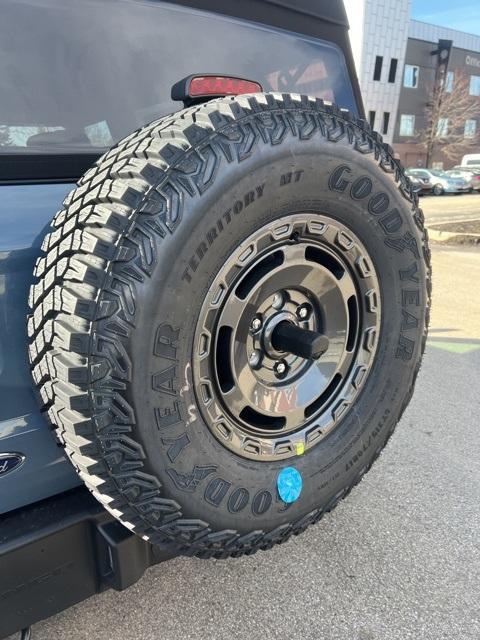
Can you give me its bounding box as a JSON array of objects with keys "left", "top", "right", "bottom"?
[
  {"left": 460, "top": 153, "right": 480, "bottom": 168},
  {"left": 406, "top": 168, "right": 469, "bottom": 195},
  {"left": 406, "top": 173, "right": 432, "bottom": 195},
  {"left": 0, "top": 1, "right": 429, "bottom": 637},
  {"left": 449, "top": 167, "right": 480, "bottom": 192}
]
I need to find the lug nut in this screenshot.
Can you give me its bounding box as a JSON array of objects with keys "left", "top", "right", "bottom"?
[
  {"left": 249, "top": 350, "right": 262, "bottom": 369},
  {"left": 297, "top": 304, "right": 312, "bottom": 320},
  {"left": 251, "top": 316, "right": 262, "bottom": 332},
  {"left": 274, "top": 360, "right": 288, "bottom": 378},
  {"left": 272, "top": 292, "right": 285, "bottom": 310}
]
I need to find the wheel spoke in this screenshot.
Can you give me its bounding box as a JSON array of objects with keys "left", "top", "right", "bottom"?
[
  {"left": 336, "top": 271, "right": 357, "bottom": 301},
  {"left": 218, "top": 293, "right": 249, "bottom": 330}
]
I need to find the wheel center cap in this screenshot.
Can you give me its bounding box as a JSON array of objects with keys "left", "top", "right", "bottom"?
[{"left": 261, "top": 311, "right": 299, "bottom": 359}]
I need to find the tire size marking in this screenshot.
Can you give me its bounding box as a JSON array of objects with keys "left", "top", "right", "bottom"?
[
  {"left": 181, "top": 183, "right": 265, "bottom": 284},
  {"left": 345, "top": 408, "right": 391, "bottom": 471}
]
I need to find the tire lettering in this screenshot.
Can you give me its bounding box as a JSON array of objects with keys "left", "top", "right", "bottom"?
[
  {"left": 280, "top": 170, "right": 304, "bottom": 186},
  {"left": 181, "top": 183, "right": 265, "bottom": 284},
  {"left": 167, "top": 465, "right": 217, "bottom": 493},
  {"left": 328, "top": 164, "right": 351, "bottom": 192},
  {"left": 368, "top": 192, "right": 390, "bottom": 215},
  {"left": 350, "top": 176, "right": 372, "bottom": 200},
  {"left": 152, "top": 365, "right": 177, "bottom": 395},
  {"left": 402, "top": 289, "right": 420, "bottom": 306},
  {"left": 227, "top": 487, "right": 250, "bottom": 513},
  {"left": 154, "top": 324, "right": 179, "bottom": 360},
  {"left": 252, "top": 490, "right": 272, "bottom": 516},
  {"left": 401, "top": 309, "right": 419, "bottom": 330},
  {"left": 162, "top": 432, "right": 191, "bottom": 462},
  {"left": 345, "top": 409, "right": 390, "bottom": 471},
  {"left": 154, "top": 402, "right": 182, "bottom": 430},
  {"left": 395, "top": 335, "right": 415, "bottom": 361},
  {"left": 204, "top": 477, "right": 232, "bottom": 507},
  {"left": 379, "top": 209, "right": 403, "bottom": 234},
  {"left": 399, "top": 262, "right": 420, "bottom": 283},
  {"left": 384, "top": 232, "right": 420, "bottom": 259}
]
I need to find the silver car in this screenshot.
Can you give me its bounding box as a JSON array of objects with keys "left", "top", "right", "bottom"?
[
  {"left": 448, "top": 168, "right": 480, "bottom": 192},
  {"left": 407, "top": 168, "right": 469, "bottom": 195}
]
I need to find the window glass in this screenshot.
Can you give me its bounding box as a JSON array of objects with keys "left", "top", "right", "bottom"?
[
  {"left": 399, "top": 114, "right": 415, "bottom": 136},
  {"left": 436, "top": 118, "right": 448, "bottom": 137},
  {"left": 469, "top": 75, "right": 480, "bottom": 96},
  {"left": 464, "top": 120, "right": 477, "bottom": 138},
  {"left": 445, "top": 71, "right": 454, "bottom": 93},
  {"left": 382, "top": 112, "right": 390, "bottom": 135},
  {"left": 404, "top": 65, "right": 419, "bottom": 88},
  {"left": 0, "top": 0, "right": 357, "bottom": 155},
  {"left": 388, "top": 59, "right": 398, "bottom": 83},
  {"left": 373, "top": 56, "right": 383, "bottom": 81},
  {"left": 368, "top": 111, "right": 376, "bottom": 129},
  {"left": 410, "top": 170, "right": 429, "bottom": 179}
]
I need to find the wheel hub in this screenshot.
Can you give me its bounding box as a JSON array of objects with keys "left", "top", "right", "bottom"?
[{"left": 193, "top": 214, "right": 381, "bottom": 461}]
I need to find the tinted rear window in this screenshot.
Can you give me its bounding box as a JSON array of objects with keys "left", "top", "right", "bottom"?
[{"left": 0, "top": 0, "right": 357, "bottom": 156}]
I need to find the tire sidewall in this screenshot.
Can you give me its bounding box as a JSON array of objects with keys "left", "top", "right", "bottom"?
[{"left": 123, "top": 134, "right": 427, "bottom": 533}]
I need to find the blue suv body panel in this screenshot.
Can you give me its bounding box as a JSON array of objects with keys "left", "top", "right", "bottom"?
[{"left": 0, "top": 184, "right": 81, "bottom": 514}]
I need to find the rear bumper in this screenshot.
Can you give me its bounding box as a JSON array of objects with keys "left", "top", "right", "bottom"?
[{"left": 0, "top": 488, "right": 175, "bottom": 639}]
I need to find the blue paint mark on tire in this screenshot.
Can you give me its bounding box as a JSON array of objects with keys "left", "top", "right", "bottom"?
[{"left": 277, "top": 467, "right": 302, "bottom": 503}]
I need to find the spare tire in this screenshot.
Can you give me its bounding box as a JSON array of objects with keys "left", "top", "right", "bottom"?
[{"left": 28, "top": 94, "right": 430, "bottom": 558}]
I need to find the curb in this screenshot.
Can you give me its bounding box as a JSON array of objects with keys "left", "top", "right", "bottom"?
[{"left": 427, "top": 227, "right": 480, "bottom": 245}]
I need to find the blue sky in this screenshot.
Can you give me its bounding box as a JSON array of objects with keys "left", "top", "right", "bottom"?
[{"left": 412, "top": 0, "right": 480, "bottom": 35}]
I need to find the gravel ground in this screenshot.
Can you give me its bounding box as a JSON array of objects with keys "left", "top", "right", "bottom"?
[{"left": 12, "top": 246, "right": 480, "bottom": 640}]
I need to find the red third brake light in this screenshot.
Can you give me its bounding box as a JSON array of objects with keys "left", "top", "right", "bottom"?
[
  {"left": 189, "top": 76, "right": 262, "bottom": 97},
  {"left": 171, "top": 74, "right": 263, "bottom": 107}
]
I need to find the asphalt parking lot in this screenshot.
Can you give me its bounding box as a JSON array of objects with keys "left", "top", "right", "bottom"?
[
  {"left": 420, "top": 191, "right": 480, "bottom": 226},
  {"left": 14, "top": 199, "right": 480, "bottom": 640}
]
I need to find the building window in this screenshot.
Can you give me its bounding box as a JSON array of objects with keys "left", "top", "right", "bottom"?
[
  {"left": 445, "top": 71, "right": 454, "bottom": 93},
  {"left": 469, "top": 75, "right": 480, "bottom": 96},
  {"left": 404, "top": 65, "right": 419, "bottom": 88},
  {"left": 368, "top": 110, "right": 376, "bottom": 129},
  {"left": 399, "top": 114, "right": 415, "bottom": 136},
  {"left": 373, "top": 56, "right": 383, "bottom": 81},
  {"left": 465, "top": 119, "right": 477, "bottom": 138},
  {"left": 388, "top": 59, "right": 398, "bottom": 83},
  {"left": 436, "top": 118, "right": 449, "bottom": 137},
  {"left": 382, "top": 112, "right": 390, "bottom": 135}
]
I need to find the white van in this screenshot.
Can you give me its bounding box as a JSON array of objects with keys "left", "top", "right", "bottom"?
[{"left": 461, "top": 153, "right": 480, "bottom": 167}]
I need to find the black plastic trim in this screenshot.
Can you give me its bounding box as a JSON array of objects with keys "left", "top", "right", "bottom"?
[
  {"left": 174, "top": 0, "right": 350, "bottom": 28},
  {"left": 0, "top": 488, "right": 175, "bottom": 639},
  {"left": 0, "top": 153, "right": 100, "bottom": 185}
]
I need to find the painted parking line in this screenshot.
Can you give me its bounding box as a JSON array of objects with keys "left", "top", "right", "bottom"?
[{"left": 428, "top": 339, "right": 480, "bottom": 354}]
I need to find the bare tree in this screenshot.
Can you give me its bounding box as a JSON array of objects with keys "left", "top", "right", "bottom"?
[{"left": 420, "top": 72, "right": 480, "bottom": 166}]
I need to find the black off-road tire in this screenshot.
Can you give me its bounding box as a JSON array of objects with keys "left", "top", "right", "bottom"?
[{"left": 28, "top": 94, "right": 430, "bottom": 558}]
